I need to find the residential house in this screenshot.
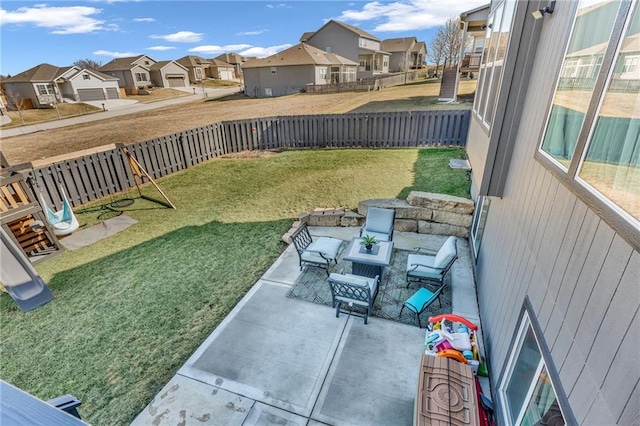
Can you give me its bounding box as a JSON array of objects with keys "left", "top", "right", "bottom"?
[
  {"left": 206, "top": 59, "right": 235, "bottom": 80},
  {"left": 466, "top": 0, "right": 639, "bottom": 424},
  {"left": 99, "top": 55, "right": 155, "bottom": 93},
  {"left": 2, "top": 63, "right": 120, "bottom": 107},
  {"left": 440, "top": 3, "right": 490, "bottom": 102},
  {"left": 380, "top": 37, "right": 423, "bottom": 72},
  {"left": 242, "top": 43, "right": 357, "bottom": 97},
  {"left": 176, "top": 55, "right": 210, "bottom": 84},
  {"left": 411, "top": 41, "right": 427, "bottom": 69},
  {"left": 99, "top": 55, "right": 188, "bottom": 93},
  {"left": 214, "top": 53, "right": 246, "bottom": 78},
  {"left": 303, "top": 20, "right": 389, "bottom": 79},
  {"left": 149, "top": 61, "right": 190, "bottom": 88}
]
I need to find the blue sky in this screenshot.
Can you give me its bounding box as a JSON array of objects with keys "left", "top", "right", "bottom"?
[{"left": 0, "top": 0, "right": 487, "bottom": 76}]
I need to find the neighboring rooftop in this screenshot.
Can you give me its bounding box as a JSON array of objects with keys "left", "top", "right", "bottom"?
[
  {"left": 3, "top": 63, "right": 73, "bottom": 83},
  {"left": 381, "top": 37, "right": 417, "bottom": 53},
  {"left": 242, "top": 43, "right": 358, "bottom": 68}
]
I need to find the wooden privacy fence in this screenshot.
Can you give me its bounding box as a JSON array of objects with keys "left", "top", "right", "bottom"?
[{"left": 27, "top": 110, "right": 470, "bottom": 210}]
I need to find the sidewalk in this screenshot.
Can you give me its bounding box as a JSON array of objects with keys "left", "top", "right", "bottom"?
[
  {"left": 0, "top": 86, "right": 241, "bottom": 138},
  {"left": 131, "top": 228, "right": 487, "bottom": 426}
]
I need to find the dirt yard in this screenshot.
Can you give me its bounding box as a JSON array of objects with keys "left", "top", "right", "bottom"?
[{"left": 1, "top": 80, "right": 477, "bottom": 164}]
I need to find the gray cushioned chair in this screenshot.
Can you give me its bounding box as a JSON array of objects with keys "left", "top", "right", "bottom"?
[
  {"left": 290, "top": 223, "right": 342, "bottom": 276},
  {"left": 406, "top": 236, "right": 458, "bottom": 287},
  {"left": 359, "top": 207, "right": 395, "bottom": 242},
  {"left": 327, "top": 272, "right": 379, "bottom": 324}
]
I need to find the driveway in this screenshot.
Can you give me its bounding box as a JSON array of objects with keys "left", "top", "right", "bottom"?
[{"left": 131, "top": 227, "right": 487, "bottom": 425}]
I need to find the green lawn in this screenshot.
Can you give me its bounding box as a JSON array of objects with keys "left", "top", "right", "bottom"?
[{"left": 0, "top": 148, "right": 469, "bottom": 425}]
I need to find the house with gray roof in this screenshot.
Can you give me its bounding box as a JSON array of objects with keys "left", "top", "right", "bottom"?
[
  {"left": 2, "top": 63, "right": 120, "bottom": 107},
  {"left": 206, "top": 59, "right": 235, "bottom": 80},
  {"left": 99, "top": 55, "right": 187, "bottom": 93},
  {"left": 214, "top": 53, "right": 246, "bottom": 78},
  {"left": 242, "top": 43, "right": 357, "bottom": 97},
  {"left": 380, "top": 37, "right": 427, "bottom": 72},
  {"left": 149, "top": 61, "right": 189, "bottom": 88},
  {"left": 176, "top": 55, "right": 211, "bottom": 84},
  {"left": 303, "top": 20, "right": 389, "bottom": 79}
]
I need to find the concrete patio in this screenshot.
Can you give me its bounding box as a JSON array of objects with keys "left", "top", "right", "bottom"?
[{"left": 131, "top": 227, "right": 484, "bottom": 426}]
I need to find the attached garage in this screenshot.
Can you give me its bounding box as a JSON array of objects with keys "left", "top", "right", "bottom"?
[
  {"left": 106, "top": 88, "right": 120, "bottom": 99},
  {"left": 167, "top": 75, "right": 187, "bottom": 87},
  {"left": 77, "top": 88, "right": 106, "bottom": 101}
]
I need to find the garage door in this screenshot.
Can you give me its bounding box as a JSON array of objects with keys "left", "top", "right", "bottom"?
[
  {"left": 167, "top": 76, "right": 186, "bottom": 87},
  {"left": 77, "top": 88, "right": 106, "bottom": 101},
  {"left": 106, "top": 88, "right": 119, "bottom": 99}
]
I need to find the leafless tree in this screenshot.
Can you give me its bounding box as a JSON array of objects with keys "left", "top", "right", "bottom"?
[
  {"left": 73, "top": 58, "right": 103, "bottom": 70},
  {"left": 431, "top": 17, "right": 472, "bottom": 71},
  {"left": 428, "top": 30, "right": 446, "bottom": 77},
  {"left": 2, "top": 87, "right": 29, "bottom": 124}
]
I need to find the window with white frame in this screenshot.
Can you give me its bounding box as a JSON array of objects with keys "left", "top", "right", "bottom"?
[
  {"left": 539, "top": 1, "right": 640, "bottom": 228},
  {"left": 195, "top": 68, "right": 203, "bottom": 78},
  {"left": 471, "top": 196, "right": 490, "bottom": 259},
  {"left": 83, "top": 74, "right": 91, "bottom": 80},
  {"left": 499, "top": 308, "right": 568, "bottom": 426},
  {"left": 473, "top": 0, "right": 516, "bottom": 128},
  {"left": 135, "top": 72, "right": 147, "bottom": 82},
  {"left": 319, "top": 67, "right": 328, "bottom": 81},
  {"left": 36, "top": 84, "right": 54, "bottom": 96},
  {"left": 270, "top": 67, "right": 277, "bottom": 74}
]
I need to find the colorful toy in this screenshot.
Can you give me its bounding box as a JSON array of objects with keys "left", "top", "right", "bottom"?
[{"left": 424, "top": 313, "right": 485, "bottom": 375}]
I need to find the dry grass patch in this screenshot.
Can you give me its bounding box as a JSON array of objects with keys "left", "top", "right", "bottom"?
[
  {"left": 125, "top": 88, "right": 190, "bottom": 103},
  {"left": 1, "top": 103, "right": 102, "bottom": 128},
  {"left": 2, "top": 80, "right": 476, "bottom": 164}
]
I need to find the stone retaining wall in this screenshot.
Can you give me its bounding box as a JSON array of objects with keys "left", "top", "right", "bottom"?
[{"left": 282, "top": 191, "right": 474, "bottom": 243}]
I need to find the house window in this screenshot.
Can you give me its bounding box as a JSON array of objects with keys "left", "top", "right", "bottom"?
[
  {"left": 539, "top": 1, "right": 640, "bottom": 227},
  {"left": 383, "top": 57, "right": 389, "bottom": 68},
  {"left": 622, "top": 55, "right": 639, "bottom": 75},
  {"left": 195, "top": 68, "right": 203, "bottom": 79},
  {"left": 83, "top": 74, "right": 90, "bottom": 80},
  {"left": 270, "top": 67, "right": 277, "bottom": 74},
  {"left": 319, "top": 67, "right": 328, "bottom": 81},
  {"left": 135, "top": 72, "right": 147, "bottom": 82},
  {"left": 325, "top": 47, "right": 331, "bottom": 53},
  {"left": 499, "top": 306, "right": 569, "bottom": 425},
  {"left": 36, "top": 84, "right": 54, "bottom": 95},
  {"left": 359, "top": 38, "right": 366, "bottom": 47},
  {"left": 471, "top": 196, "right": 490, "bottom": 259},
  {"left": 473, "top": 0, "right": 516, "bottom": 128}
]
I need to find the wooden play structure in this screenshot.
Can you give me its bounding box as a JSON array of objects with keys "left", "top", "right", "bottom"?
[{"left": 0, "top": 169, "right": 62, "bottom": 264}]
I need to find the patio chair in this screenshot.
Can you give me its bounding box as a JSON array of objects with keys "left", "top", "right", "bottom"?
[
  {"left": 290, "top": 223, "right": 342, "bottom": 276},
  {"left": 400, "top": 285, "right": 447, "bottom": 328},
  {"left": 327, "top": 271, "right": 379, "bottom": 324},
  {"left": 360, "top": 207, "right": 395, "bottom": 242},
  {"left": 406, "top": 236, "right": 458, "bottom": 287}
]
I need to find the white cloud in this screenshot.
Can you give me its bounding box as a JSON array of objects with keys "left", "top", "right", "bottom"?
[
  {"left": 150, "top": 31, "right": 203, "bottom": 43},
  {"left": 188, "top": 44, "right": 252, "bottom": 55},
  {"left": 265, "top": 3, "right": 290, "bottom": 9},
  {"left": 336, "top": 0, "right": 487, "bottom": 32},
  {"left": 0, "top": 4, "right": 115, "bottom": 34},
  {"left": 134, "top": 17, "right": 155, "bottom": 22},
  {"left": 147, "top": 45, "right": 175, "bottom": 51},
  {"left": 239, "top": 44, "right": 292, "bottom": 58},
  {"left": 236, "top": 29, "right": 268, "bottom": 36},
  {"left": 94, "top": 49, "right": 139, "bottom": 57}
]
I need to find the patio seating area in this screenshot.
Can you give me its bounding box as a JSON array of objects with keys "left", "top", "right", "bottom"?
[{"left": 132, "top": 226, "right": 485, "bottom": 426}]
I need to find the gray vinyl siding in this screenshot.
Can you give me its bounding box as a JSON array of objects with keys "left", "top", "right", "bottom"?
[
  {"left": 306, "top": 22, "right": 360, "bottom": 64},
  {"left": 243, "top": 65, "right": 316, "bottom": 97},
  {"left": 470, "top": 1, "right": 640, "bottom": 424}
]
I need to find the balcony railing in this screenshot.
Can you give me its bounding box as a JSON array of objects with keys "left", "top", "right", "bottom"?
[{"left": 461, "top": 53, "right": 482, "bottom": 70}]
